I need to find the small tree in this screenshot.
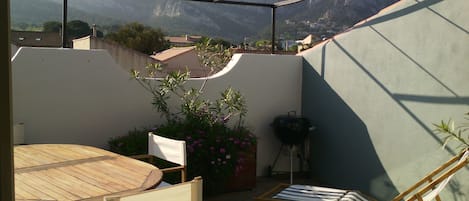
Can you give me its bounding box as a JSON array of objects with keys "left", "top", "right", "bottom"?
[
  {"left": 105, "top": 22, "right": 170, "bottom": 55},
  {"left": 196, "top": 38, "right": 233, "bottom": 76},
  {"left": 43, "top": 21, "right": 62, "bottom": 32},
  {"left": 255, "top": 40, "right": 270, "bottom": 51},
  {"left": 130, "top": 40, "right": 254, "bottom": 195},
  {"left": 43, "top": 20, "right": 91, "bottom": 38},
  {"left": 67, "top": 20, "right": 91, "bottom": 39}
]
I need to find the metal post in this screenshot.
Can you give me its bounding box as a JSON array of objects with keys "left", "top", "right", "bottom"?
[
  {"left": 1, "top": 0, "right": 15, "bottom": 199},
  {"left": 290, "top": 146, "right": 293, "bottom": 184},
  {"left": 62, "top": 0, "right": 68, "bottom": 48},
  {"left": 271, "top": 7, "right": 276, "bottom": 54}
]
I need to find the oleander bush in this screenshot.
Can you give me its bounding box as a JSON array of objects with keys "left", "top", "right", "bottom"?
[{"left": 123, "top": 39, "right": 256, "bottom": 195}]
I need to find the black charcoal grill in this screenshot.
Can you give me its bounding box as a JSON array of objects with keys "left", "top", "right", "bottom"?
[
  {"left": 272, "top": 115, "right": 311, "bottom": 145},
  {"left": 269, "top": 111, "right": 313, "bottom": 184}
]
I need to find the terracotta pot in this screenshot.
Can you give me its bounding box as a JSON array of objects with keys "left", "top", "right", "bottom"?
[{"left": 225, "top": 144, "right": 256, "bottom": 192}]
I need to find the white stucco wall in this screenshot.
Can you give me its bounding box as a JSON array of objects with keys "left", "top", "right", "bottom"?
[
  {"left": 300, "top": 0, "right": 469, "bottom": 199},
  {"left": 187, "top": 54, "right": 304, "bottom": 175},
  {"left": 12, "top": 48, "right": 303, "bottom": 176},
  {"left": 12, "top": 47, "right": 158, "bottom": 147}
]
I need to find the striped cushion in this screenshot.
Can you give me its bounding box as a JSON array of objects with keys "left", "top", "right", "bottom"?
[{"left": 273, "top": 185, "right": 369, "bottom": 201}]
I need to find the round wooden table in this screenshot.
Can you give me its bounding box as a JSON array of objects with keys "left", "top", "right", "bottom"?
[{"left": 14, "top": 144, "right": 162, "bottom": 201}]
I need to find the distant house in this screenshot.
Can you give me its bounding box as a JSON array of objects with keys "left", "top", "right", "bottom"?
[
  {"left": 73, "top": 35, "right": 157, "bottom": 73},
  {"left": 296, "top": 34, "right": 317, "bottom": 53},
  {"left": 73, "top": 36, "right": 208, "bottom": 77},
  {"left": 11, "top": 31, "right": 61, "bottom": 47},
  {"left": 151, "top": 46, "right": 208, "bottom": 77},
  {"left": 165, "top": 35, "right": 202, "bottom": 47}
]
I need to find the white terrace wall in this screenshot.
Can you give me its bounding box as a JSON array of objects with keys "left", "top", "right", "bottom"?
[
  {"left": 12, "top": 48, "right": 158, "bottom": 146},
  {"left": 300, "top": 0, "right": 469, "bottom": 200},
  {"left": 11, "top": 48, "right": 302, "bottom": 176}
]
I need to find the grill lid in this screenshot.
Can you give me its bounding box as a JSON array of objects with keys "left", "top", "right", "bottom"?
[{"left": 271, "top": 114, "right": 312, "bottom": 145}]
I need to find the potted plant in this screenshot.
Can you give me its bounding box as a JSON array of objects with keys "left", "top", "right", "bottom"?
[{"left": 129, "top": 39, "right": 257, "bottom": 195}]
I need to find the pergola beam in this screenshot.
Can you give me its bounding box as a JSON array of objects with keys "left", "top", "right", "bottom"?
[
  {"left": 188, "top": 0, "right": 274, "bottom": 8},
  {"left": 186, "top": 0, "right": 305, "bottom": 54},
  {"left": 62, "top": 0, "right": 68, "bottom": 48}
]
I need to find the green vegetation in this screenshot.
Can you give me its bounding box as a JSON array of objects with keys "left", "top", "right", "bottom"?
[
  {"left": 434, "top": 112, "right": 469, "bottom": 152},
  {"left": 195, "top": 38, "right": 233, "bottom": 75},
  {"left": 40, "top": 20, "right": 103, "bottom": 39},
  {"left": 130, "top": 62, "right": 255, "bottom": 195},
  {"left": 122, "top": 40, "right": 254, "bottom": 195},
  {"left": 43, "top": 21, "right": 62, "bottom": 32},
  {"left": 105, "top": 22, "right": 170, "bottom": 55},
  {"left": 255, "top": 40, "right": 271, "bottom": 51},
  {"left": 108, "top": 128, "right": 148, "bottom": 156}
]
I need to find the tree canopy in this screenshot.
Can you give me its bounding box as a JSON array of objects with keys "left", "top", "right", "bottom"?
[
  {"left": 43, "top": 21, "right": 62, "bottom": 32},
  {"left": 105, "top": 22, "right": 170, "bottom": 55},
  {"left": 67, "top": 20, "right": 91, "bottom": 39},
  {"left": 42, "top": 20, "right": 103, "bottom": 38}
]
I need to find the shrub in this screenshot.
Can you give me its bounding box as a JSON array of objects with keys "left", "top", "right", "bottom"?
[
  {"left": 130, "top": 40, "right": 256, "bottom": 195},
  {"left": 108, "top": 128, "right": 148, "bottom": 156}
]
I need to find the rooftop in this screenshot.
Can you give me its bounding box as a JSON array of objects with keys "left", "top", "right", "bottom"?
[
  {"left": 11, "top": 30, "right": 62, "bottom": 47},
  {"left": 165, "top": 35, "right": 202, "bottom": 46},
  {"left": 151, "top": 46, "right": 197, "bottom": 62}
]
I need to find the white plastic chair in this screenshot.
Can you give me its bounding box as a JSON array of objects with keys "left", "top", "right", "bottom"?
[
  {"left": 132, "top": 132, "right": 187, "bottom": 187},
  {"left": 104, "top": 176, "right": 202, "bottom": 201}
]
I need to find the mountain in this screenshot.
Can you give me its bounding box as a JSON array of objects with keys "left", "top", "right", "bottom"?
[
  {"left": 10, "top": 0, "right": 398, "bottom": 42},
  {"left": 10, "top": 0, "right": 123, "bottom": 27}
]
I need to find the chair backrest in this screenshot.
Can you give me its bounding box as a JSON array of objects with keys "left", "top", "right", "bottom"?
[
  {"left": 393, "top": 148, "right": 469, "bottom": 201},
  {"left": 105, "top": 177, "right": 203, "bottom": 201},
  {"left": 148, "top": 132, "right": 186, "bottom": 166}
]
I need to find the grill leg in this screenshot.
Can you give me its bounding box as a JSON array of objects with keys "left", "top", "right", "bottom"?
[
  {"left": 290, "top": 145, "right": 293, "bottom": 184},
  {"left": 269, "top": 143, "right": 284, "bottom": 176}
]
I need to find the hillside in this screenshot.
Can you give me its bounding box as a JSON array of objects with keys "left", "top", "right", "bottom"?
[{"left": 10, "top": 0, "right": 398, "bottom": 42}]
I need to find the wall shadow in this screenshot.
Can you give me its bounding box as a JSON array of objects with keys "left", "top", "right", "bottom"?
[
  {"left": 355, "top": 0, "right": 442, "bottom": 28},
  {"left": 394, "top": 94, "right": 469, "bottom": 105},
  {"left": 369, "top": 26, "right": 459, "bottom": 97},
  {"left": 302, "top": 61, "right": 399, "bottom": 199}
]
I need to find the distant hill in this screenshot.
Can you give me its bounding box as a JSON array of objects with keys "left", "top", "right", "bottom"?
[
  {"left": 11, "top": 0, "right": 123, "bottom": 27},
  {"left": 10, "top": 0, "right": 398, "bottom": 42}
]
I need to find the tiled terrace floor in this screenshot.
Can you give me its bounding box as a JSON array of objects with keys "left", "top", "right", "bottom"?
[{"left": 205, "top": 173, "right": 317, "bottom": 201}]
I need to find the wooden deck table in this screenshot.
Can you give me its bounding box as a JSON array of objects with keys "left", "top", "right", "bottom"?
[{"left": 13, "top": 144, "right": 162, "bottom": 201}]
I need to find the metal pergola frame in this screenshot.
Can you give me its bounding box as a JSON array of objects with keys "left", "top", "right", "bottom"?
[
  {"left": 62, "top": 0, "right": 68, "bottom": 48},
  {"left": 1, "top": 0, "right": 14, "bottom": 199},
  {"left": 187, "top": 0, "right": 305, "bottom": 54}
]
